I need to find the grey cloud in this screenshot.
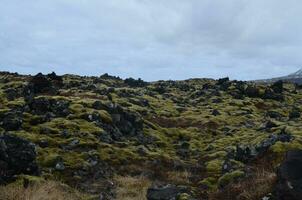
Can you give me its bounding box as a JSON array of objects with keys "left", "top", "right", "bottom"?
[{"left": 0, "top": 0, "right": 301, "bottom": 80}]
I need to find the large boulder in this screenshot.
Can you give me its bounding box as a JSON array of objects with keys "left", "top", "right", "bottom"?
[
  {"left": 245, "top": 85, "right": 261, "bottom": 98},
  {"left": 28, "top": 73, "right": 52, "bottom": 94},
  {"left": 24, "top": 72, "right": 63, "bottom": 97},
  {"left": 275, "top": 150, "right": 302, "bottom": 200},
  {"left": 4, "top": 88, "right": 19, "bottom": 101},
  {"left": 266, "top": 111, "right": 284, "bottom": 120},
  {"left": 271, "top": 80, "right": 284, "bottom": 93},
  {"left": 217, "top": 77, "right": 231, "bottom": 90},
  {"left": 0, "top": 111, "right": 23, "bottom": 131},
  {"left": 108, "top": 104, "right": 143, "bottom": 136},
  {"left": 289, "top": 109, "right": 301, "bottom": 120},
  {"left": 28, "top": 97, "right": 70, "bottom": 117},
  {"left": 47, "top": 72, "right": 64, "bottom": 88},
  {"left": 0, "top": 134, "right": 39, "bottom": 184},
  {"left": 263, "top": 88, "right": 284, "bottom": 101},
  {"left": 124, "top": 77, "right": 148, "bottom": 87}
]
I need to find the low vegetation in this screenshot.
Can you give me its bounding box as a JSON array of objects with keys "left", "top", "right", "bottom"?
[{"left": 0, "top": 72, "right": 301, "bottom": 199}]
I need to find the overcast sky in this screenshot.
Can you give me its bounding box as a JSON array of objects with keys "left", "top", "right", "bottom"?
[{"left": 0, "top": 0, "right": 302, "bottom": 81}]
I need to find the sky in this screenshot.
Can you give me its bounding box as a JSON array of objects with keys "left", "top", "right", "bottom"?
[{"left": 0, "top": 0, "right": 302, "bottom": 81}]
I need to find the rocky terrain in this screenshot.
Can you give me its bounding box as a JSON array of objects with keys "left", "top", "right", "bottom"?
[{"left": 1, "top": 71, "right": 302, "bottom": 200}]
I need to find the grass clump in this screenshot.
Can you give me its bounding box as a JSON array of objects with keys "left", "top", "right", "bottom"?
[
  {"left": 115, "top": 176, "right": 151, "bottom": 200},
  {"left": 0, "top": 180, "right": 89, "bottom": 200}
]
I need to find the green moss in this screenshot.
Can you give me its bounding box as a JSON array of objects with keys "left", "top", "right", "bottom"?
[
  {"left": 4, "top": 72, "right": 302, "bottom": 197},
  {"left": 6, "top": 98, "right": 25, "bottom": 108},
  {"left": 42, "top": 118, "right": 103, "bottom": 134},
  {"left": 38, "top": 150, "right": 62, "bottom": 167},
  {"left": 98, "top": 144, "right": 142, "bottom": 165},
  {"left": 98, "top": 110, "right": 112, "bottom": 124},
  {"left": 218, "top": 170, "right": 245, "bottom": 187},
  {"left": 206, "top": 159, "right": 224, "bottom": 175},
  {"left": 14, "top": 175, "right": 45, "bottom": 185},
  {"left": 199, "top": 177, "right": 218, "bottom": 190},
  {"left": 62, "top": 151, "right": 87, "bottom": 169},
  {"left": 69, "top": 103, "right": 85, "bottom": 113},
  {"left": 177, "top": 193, "right": 192, "bottom": 200},
  {"left": 207, "top": 151, "right": 227, "bottom": 160}
]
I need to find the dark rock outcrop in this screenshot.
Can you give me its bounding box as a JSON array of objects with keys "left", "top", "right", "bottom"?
[
  {"left": 4, "top": 88, "right": 19, "bottom": 101},
  {"left": 29, "top": 73, "right": 52, "bottom": 94},
  {"left": 0, "top": 134, "right": 38, "bottom": 184},
  {"left": 28, "top": 97, "right": 70, "bottom": 117},
  {"left": 24, "top": 72, "right": 63, "bottom": 97},
  {"left": 267, "top": 111, "right": 284, "bottom": 119},
  {"left": 289, "top": 109, "right": 301, "bottom": 119},
  {"left": 108, "top": 104, "right": 143, "bottom": 136},
  {"left": 217, "top": 77, "right": 231, "bottom": 90},
  {"left": 275, "top": 150, "right": 302, "bottom": 200},
  {"left": 245, "top": 85, "right": 260, "bottom": 98},
  {"left": 212, "top": 109, "right": 221, "bottom": 116},
  {"left": 147, "top": 185, "right": 191, "bottom": 200},
  {"left": 0, "top": 111, "right": 23, "bottom": 131},
  {"left": 263, "top": 88, "right": 284, "bottom": 101},
  {"left": 124, "top": 77, "right": 148, "bottom": 87},
  {"left": 91, "top": 102, "right": 146, "bottom": 143},
  {"left": 235, "top": 132, "right": 292, "bottom": 163},
  {"left": 271, "top": 80, "right": 283, "bottom": 93}
]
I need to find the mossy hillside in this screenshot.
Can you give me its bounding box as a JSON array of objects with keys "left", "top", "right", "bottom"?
[{"left": 1, "top": 72, "right": 302, "bottom": 198}]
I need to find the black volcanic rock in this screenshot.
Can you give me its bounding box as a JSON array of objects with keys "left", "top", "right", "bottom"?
[
  {"left": 275, "top": 150, "right": 302, "bottom": 200},
  {"left": 0, "top": 134, "right": 39, "bottom": 184},
  {"left": 263, "top": 88, "right": 284, "bottom": 101},
  {"left": 109, "top": 104, "right": 143, "bottom": 136},
  {"left": 124, "top": 77, "right": 148, "bottom": 87},
  {"left": 266, "top": 111, "right": 284, "bottom": 119},
  {"left": 24, "top": 72, "right": 63, "bottom": 96},
  {"left": 217, "top": 77, "right": 231, "bottom": 90},
  {"left": 289, "top": 109, "right": 301, "bottom": 119},
  {"left": 28, "top": 97, "right": 70, "bottom": 117},
  {"left": 235, "top": 133, "right": 292, "bottom": 163},
  {"left": 245, "top": 85, "right": 260, "bottom": 98},
  {"left": 0, "top": 111, "right": 23, "bottom": 131},
  {"left": 217, "top": 77, "right": 229, "bottom": 85},
  {"left": 4, "top": 88, "right": 18, "bottom": 101},
  {"left": 271, "top": 80, "right": 284, "bottom": 93},
  {"left": 147, "top": 185, "right": 190, "bottom": 200},
  {"left": 29, "top": 73, "right": 52, "bottom": 93}
]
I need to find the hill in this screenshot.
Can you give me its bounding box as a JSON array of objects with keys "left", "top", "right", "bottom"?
[
  {"left": 0, "top": 71, "right": 302, "bottom": 200},
  {"left": 255, "top": 68, "right": 302, "bottom": 84}
]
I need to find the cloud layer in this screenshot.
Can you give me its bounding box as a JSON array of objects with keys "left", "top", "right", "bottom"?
[{"left": 0, "top": 0, "right": 301, "bottom": 80}]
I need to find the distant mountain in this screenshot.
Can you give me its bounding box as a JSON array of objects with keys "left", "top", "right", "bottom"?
[{"left": 255, "top": 68, "right": 302, "bottom": 84}]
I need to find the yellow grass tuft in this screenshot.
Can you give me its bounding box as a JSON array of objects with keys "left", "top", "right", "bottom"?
[
  {"left": 0, "top": 180, "right": 85, "bottom": 200},
  {"left": 115, "top": 176, "right": 152, "bottom": 200}
]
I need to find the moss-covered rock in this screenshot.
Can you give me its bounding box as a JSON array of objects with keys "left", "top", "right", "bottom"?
[{"left": 218, "top": 170, "right": 245, "bottom": 188}]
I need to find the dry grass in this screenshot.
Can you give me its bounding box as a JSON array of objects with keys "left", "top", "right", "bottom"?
[
  {"left": 165, "top": 170, "right": 191, "bottom": 185},
  {"left": 209, "top": 168, "right": 277, "bottom": 200},
  {"left": 115, "top": 176, "right": 152, "bottom": 200},
  {"left": 0, "top": 181, "right": 85, "bottom": 200}
]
